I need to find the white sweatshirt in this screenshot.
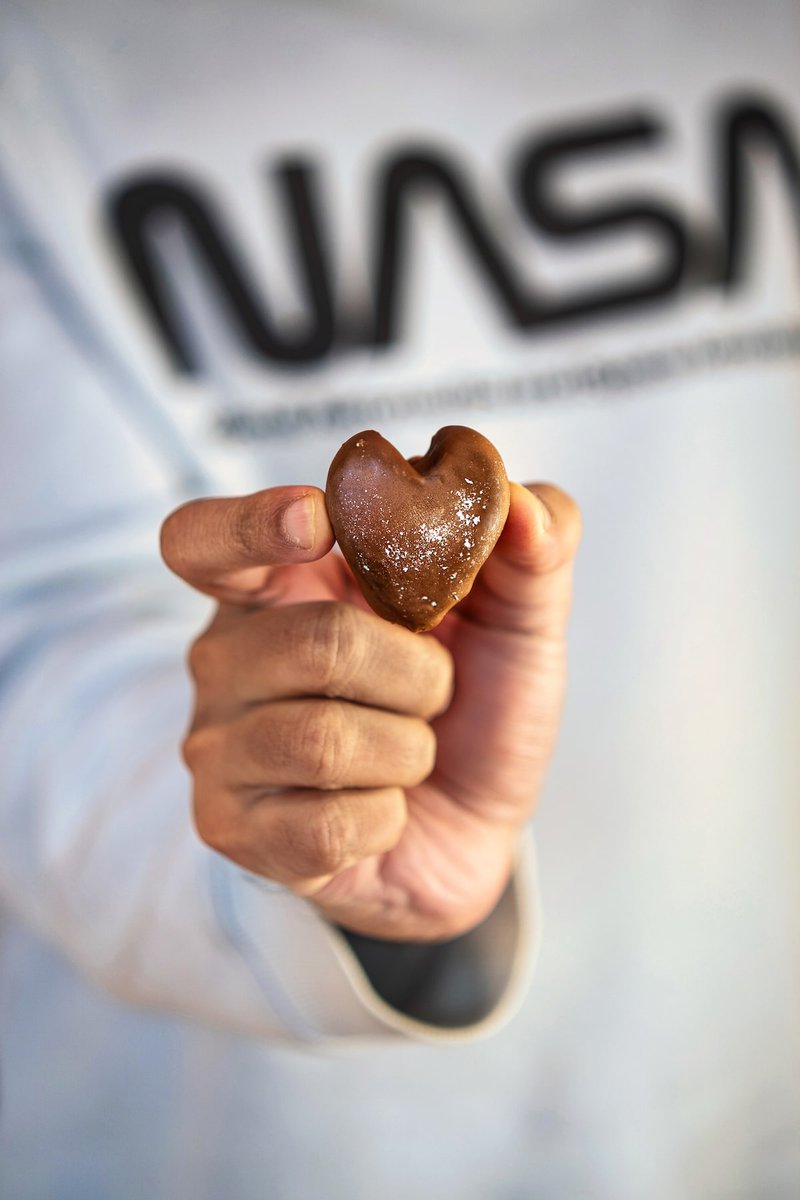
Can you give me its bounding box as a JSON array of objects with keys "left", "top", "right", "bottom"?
[{"left": 1, "top": 1, "right": 799, "bottom": 1197}]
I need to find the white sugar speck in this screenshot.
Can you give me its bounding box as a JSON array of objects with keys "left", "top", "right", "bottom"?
[{"left": 421, "top": 522, "right": 448, "bottom": 544}]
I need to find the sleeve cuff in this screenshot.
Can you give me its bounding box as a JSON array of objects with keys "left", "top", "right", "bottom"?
[{"left": 209, "top": 829, "right": 542, "bottom": 1045}]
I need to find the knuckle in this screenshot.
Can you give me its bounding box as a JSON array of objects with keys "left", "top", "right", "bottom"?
[
  {"left": 181, "top": 725, "right": 222, "bottom": 777},
  {"left": 191, "top": 789, "right": 230, "bottom": 853},
  {"left": 187, "top": 635, "right": 218, "bottom": 687},
  {"left": 301, "top": 702, "right": 353, "bottom": 788},
  {"left": 192, "top": 800, "right": 219, "bottom": 850},
  {"left": 304, "top": 603, "right": 364, "bottom": 694},
  {"left": 293, "top": 797, "right": 357, "bottom": 877},
  {"left": 232, "top": 496, "right": 273, "bottom": 560}
]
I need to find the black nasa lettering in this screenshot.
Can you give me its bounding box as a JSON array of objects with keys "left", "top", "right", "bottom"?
[
  {"left": 514, "top": 113, "right": 687, "bottom": 318},
  {"left": 372, "top": 150, "right": 532, "bottom": 345},
  {"left": 108, "top": 160, "right": 334, "bottom": 372},
  {"left": 375, "top": 116, "right": 688, "bottom": 346},
  {"left": 718, "top": 94, "right": 800, "bottom": 288},
  {"left": 105, "top": 91, "right": 800, "bottom": 376}
]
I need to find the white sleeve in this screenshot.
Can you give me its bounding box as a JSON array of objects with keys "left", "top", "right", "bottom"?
[{"left": 0, "top": 229, "right": 539, "bottom": 1046}]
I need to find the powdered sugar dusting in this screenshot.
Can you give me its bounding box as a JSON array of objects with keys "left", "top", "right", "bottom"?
[
  {"left": 330, "top": 437, "right": 505, "bottom": 629},
  {"left": 337, "top": 476, "right": 495, "bottom": 612}
]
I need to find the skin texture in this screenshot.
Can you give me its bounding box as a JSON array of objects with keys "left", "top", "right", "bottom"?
[{"left": 161, "top": 473, "right": 582, "bottom": 941}]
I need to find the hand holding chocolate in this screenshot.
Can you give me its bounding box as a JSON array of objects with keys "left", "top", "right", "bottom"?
[{"left": 325, "top": 426, "right": 510, "bottom": 631}]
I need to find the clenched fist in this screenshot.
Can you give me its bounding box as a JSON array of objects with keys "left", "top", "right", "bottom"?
[{"left": 161, "top": 479, "right": 581, "bottom": 941}]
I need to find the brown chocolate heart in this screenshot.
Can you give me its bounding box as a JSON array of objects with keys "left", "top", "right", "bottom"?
[{"left": 325, "top": 426, "right": 510, "bottom": 632}]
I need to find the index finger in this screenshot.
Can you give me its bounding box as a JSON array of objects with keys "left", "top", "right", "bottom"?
[{"left": 160, "top": 486, "right": 334, "bottom": 602}]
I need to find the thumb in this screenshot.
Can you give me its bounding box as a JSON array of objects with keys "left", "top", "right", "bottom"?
[
  {"left": 461, "top": 482, "right": 583, "bottom": 637},
  {"left": 160, "top": 486, "right": 334, "bottom": 603}
]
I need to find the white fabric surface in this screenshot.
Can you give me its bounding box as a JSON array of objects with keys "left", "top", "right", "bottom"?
[{"left": 1, "top": 1, "right": 799, "bottom": 1196}]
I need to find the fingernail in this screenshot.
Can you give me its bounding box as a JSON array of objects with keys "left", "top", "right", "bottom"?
[
  {"left": 533, "top": 494, "right": 553, "bottom": 534},
  {"left": 282, "top": 495, "right": 316, "bottom": 550}
]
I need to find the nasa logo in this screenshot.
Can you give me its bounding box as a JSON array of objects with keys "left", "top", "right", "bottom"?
[{"left": 106, "top": 92, "right": 800, "bottom": 376}]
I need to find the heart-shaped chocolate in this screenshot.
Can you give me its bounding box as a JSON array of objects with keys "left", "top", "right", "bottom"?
[{"left": 325, "top": 426, "right": 510, "bottom": 631}]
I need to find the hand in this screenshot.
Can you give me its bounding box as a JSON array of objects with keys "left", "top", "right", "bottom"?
[{"left": 161, "top": 478, "right": 581, "bottom": 941}]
